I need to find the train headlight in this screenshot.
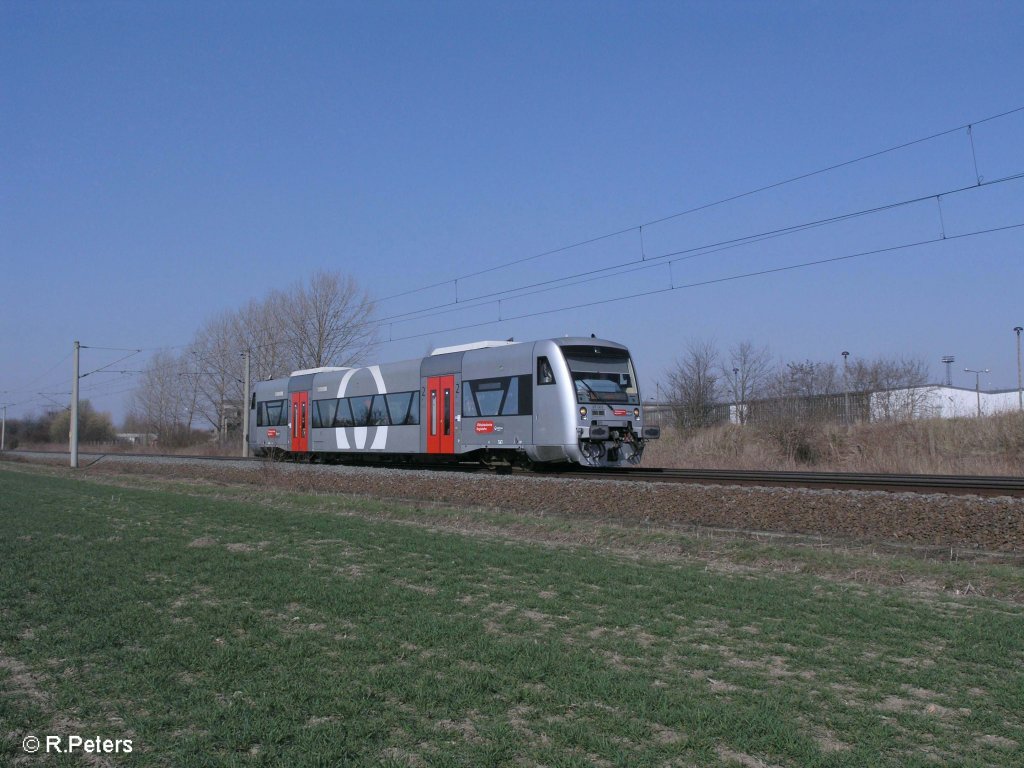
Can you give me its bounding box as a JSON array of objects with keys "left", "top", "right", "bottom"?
[
  {"left": 633, "top": 408, "right": 640, "bottom": 418},
  {"left": 579, "top": 406, "right": 588, "bottom": 419}
]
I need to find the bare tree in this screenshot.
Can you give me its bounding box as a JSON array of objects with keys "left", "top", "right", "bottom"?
[
  {"left": 275, "top": 271, "right": 377, "bottom": 371},
  {"left": 665, "top": 340, "right": 722, "bottom": 428},
  {"left": 129, "top": 271, "right": 377, "bottom": 445},
  {"left": 128, "top": 349, "right": 199, "bottom": 446},
  {"left": 848, "top": 355, "right": 932, "bottom": 420},
  {"left": 189, "top": 311, "right": 245, "bottom": 441},
  {"left": 768, "top": 360, "right": 840, "bottom": 398},
  {"left": 719, "top": 341, "right": 773, "bottom": 424},
  {"left": 233, "top": 297, "right": 291, "bottom": 382}
]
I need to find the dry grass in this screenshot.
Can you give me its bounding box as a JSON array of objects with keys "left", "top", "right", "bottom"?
[
  {"left": 17, "top": 440, "right": 243, "bottom": 457},
  {"left": 646, "top": 411, "right": 1024, "bottom": 475}
]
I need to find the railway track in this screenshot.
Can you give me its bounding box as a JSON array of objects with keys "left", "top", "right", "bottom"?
[
  {"left": 6, "top": 449, "right": 1024, "bottom": 497},
  {"left": 556, "top": 467, "right": 1024, "bottom": 497}
]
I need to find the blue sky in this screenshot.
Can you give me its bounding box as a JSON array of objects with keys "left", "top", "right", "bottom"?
[{"left": 2, "top": 1, "right": 1023, "bottom": 421}]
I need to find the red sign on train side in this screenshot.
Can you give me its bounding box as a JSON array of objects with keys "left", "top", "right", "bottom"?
[
  {"left": 474, "top": 420, "right": 495, "bottom": 433},
  {"left": 267, "top": 429, "right": 278, "bottom": 438}
]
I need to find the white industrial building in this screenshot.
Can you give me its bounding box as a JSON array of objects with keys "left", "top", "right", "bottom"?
[
  {"left": 871, "top": 385, "right": 1022, "bottom": 420},
  {"left": 648, "top": 385, "right": 1022, "bottom": 427}
]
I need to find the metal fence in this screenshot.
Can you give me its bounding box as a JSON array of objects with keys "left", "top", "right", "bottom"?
[{"left": 646, "top": 391, "right": 879, "bottom": 429}]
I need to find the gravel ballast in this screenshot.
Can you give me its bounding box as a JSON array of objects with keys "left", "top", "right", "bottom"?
[{"left": 11, "top": 453, "right": 1024, "bottom": 553}]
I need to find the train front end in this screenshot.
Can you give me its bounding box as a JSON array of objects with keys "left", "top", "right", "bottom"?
[{"left": 534, "top": 338, "right": 660, "bottom": 468}]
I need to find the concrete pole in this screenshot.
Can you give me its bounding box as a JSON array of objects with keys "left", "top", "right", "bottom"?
[
  {"left": 2, "top": 404, "right": 6, "bottom": 451},
  {"left": 71, "top": 340, "right": 80, "bottom": 468},
  {"left": 1015, "top": 327, "right": 1023, "bottom": 411},
  {"left": 732, "top": 367, "right": 742, "bottom": 425},
  {"left": 842, "top": 351, "right": 850, "bottom": 426},
  {"left": 242, "top": 349, "right": 251, "bottom": 457}
]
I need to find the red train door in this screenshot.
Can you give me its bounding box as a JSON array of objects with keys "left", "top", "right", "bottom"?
[
  {"left": 426, "top": 375, "right": 455, "bottom": 454},
  {"left": 290, "top": 391, "right": 308, "bottom": 453}
]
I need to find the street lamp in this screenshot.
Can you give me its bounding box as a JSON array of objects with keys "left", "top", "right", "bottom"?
[
  {"left": 964, "top": 367, "right": 989, "bottom": 418},
  {"left": 1015, "top": 327, "right": 1023, "bottom": 411}
]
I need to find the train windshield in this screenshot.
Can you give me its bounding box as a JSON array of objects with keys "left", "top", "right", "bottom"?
[{"left": 561, "top": 345, "right": 640, "bottom": 404}]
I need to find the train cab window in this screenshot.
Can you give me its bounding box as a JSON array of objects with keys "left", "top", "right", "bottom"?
[
  {"left": 537, "top": 357, "right": 555, "bottom": 385},
  {"left": 250, "top": 393, "right": 256, "bottom": 410},
  {"left": 563, "top": 345, "right": 640, "bottom": 404}
]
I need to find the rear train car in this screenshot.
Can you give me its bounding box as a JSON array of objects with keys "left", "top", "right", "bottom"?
[{"left": 248, "top": 337, "right": 660, "bottom": 468}]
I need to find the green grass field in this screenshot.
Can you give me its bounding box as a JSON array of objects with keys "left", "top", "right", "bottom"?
[{"left": 1, "top": 464, "right": 1022, "bottom": 767}]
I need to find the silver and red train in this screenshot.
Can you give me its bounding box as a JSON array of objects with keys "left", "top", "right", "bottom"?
[{"left": 248, "top": 337, "right": 659, "bottom": 468}]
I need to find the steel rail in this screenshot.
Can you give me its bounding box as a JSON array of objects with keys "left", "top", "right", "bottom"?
[
  {"left": 5, "top": 449, "right": 1023, "bottom": 496},
  {"left": 542, "top": 467, "right": 1024, "bottom": 497}
]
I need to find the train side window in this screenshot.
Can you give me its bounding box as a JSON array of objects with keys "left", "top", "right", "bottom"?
[
  {"left": 369, "top": 395, "right": 390, "bottom": 426},
  {"left": 499, "top": 377, "right": 519, "bottom": 416},
  {"left": 463, "top": 377, "right": 532, "bottom": 417},
  {"left": 538, "top": 357, "right": 555, "bottom": 385},
  {"left": 263, "top": 399, "right": 287, "bottom": 427},
  {"left": 312, "top": 399, "right": 337, "bottom": 429},
  {"left": 350, "top": 396, "right": 372, "bottom": 426},
  {"left": 517, "top": 374, "right": 533, "bottom": 415},
  {"left": 472, "top": 380, "right": 504, "bottom": 416},
  {"left": 258, "top": 400, "right": 289, "bottom": 427},
  {"left": 333, "top": 399, "right": 354, "bottom": 427},
  {"left": 386, "top": 392, "right": 418, "bottom": 425},
  {"left": 462, "top": 385, "right": 477, "bottom": 417}
]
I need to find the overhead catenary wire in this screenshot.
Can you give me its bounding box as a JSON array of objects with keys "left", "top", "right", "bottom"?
[
  {"left": 5, "top": 106, "right": 1023, "bottom": 419},
  {"left": 54, "top": 107, "right": 1024, "bottom": 368},
  {"left": 78, "top": 350, "right": 142, "bottom": 379},
  {"left": 370, "top": 172, "right": 1024, "bottom": 329},
  {"left": 375, "top": 105, "right": 1024, "bottom": 303},
  {"left": 381, "top": 221, "right": 1024, "bottom": 344},
  {"left": 24, "top": 183, "right": 1023, "bottom": 404}
]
